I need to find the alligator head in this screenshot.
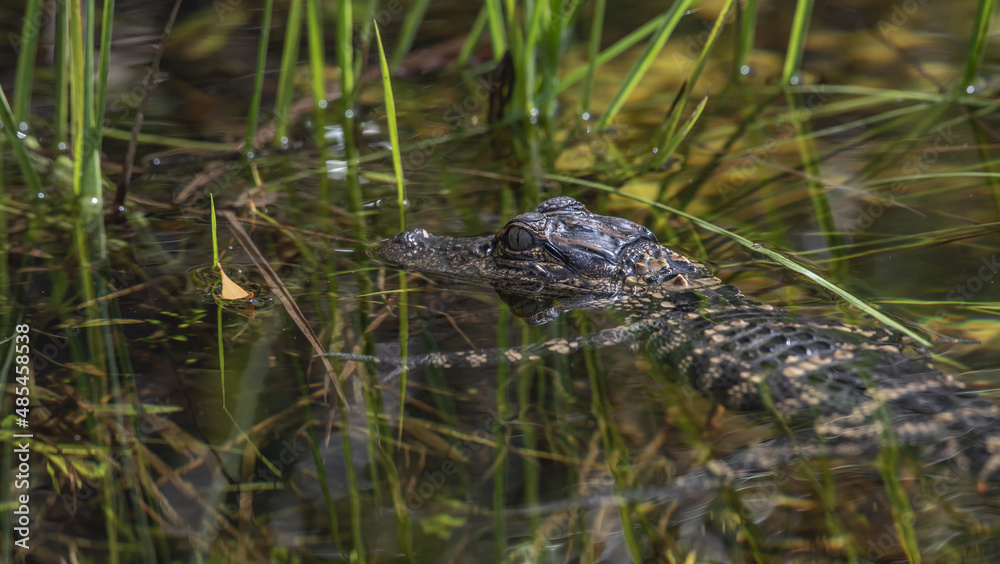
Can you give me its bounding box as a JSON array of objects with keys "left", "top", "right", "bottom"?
[{"left": 375, "top": 197, "right": 704, "bottom": 318}]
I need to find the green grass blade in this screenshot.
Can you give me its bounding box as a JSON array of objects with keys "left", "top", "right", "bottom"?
[
  {"left": 960, "top": 0, "right": 998, "bottom": 91},
  {"left": 545, "top": 173, "right": 934, "bottom": 347},
  {"left": 210, "top": 195, "right": 220, "bottom": 267},
  {"left": 12, "top": 0, "right": 43, "bottom": 123},
  {"left": 582, "top": 342, "right": 643, "bottom": 560},
  {"left": 865, "top": 171, "right": 1000, "bottom": 186},
  {"left": 645, "top": 82, "right": 689, "bottom": 174},
  {"left": 69, "top": 0, "right": 85, "bottom": 194},
  {"left": 375, "top": 21, "right": 414, "bottom": 559},
  {"left": 335, "top": 0, "right": 352, "bottom": 104},
  {"left": 340, "top": 404, "right": 366, "bottom": 562},
  {"left": 306, "top": 2, "right": 326, "bottom": 93},
  {"left": 581, "top": 0, "right": 606, "bottom": 117},
  {"left": 595, "top": 0, "right": 695, "bottom": 130},
  {"left": 781, "top": 0, "right": 814, "bottom": 84},
  {"left": 650, "top": 93, "right": 708, "bottom": 169},
  {"left": 215, "top": 308, "right": 226, "bottom": 418},
  {"left": 519, "top": 0, "right": 545, "bottom": 116},
  {"left": 53, "top": 1, "right": 69, "bottom": 151},
  {"left": 95, "top": 0, "right": 114, "bottom": 129},
  {"left": 353, "top": 0, "right": 379, "bottom": 76},
  {"left": 518, "top": 326, "right": 543, "bottom": 537},
  {"left": 244, "top": 0, "right": 274, "bottom": 152},
  {"left": 643, "top": 0, "right": 730, "bottom": 169},
  {"left": 735, "top": 0, "right": 759, "bottom": 78},
  {"left": 874, "top": 409, "right": 921, "bottom": 564},
  {"left": 541, "top": 0, "right": 575, "bottom": 122},
  {"left": 69, "top": 0, "right": 102, "bottom": 203},
  {"left": 83, "top": 0, "right": 101, "bottom": 205},
  {"left": 209, "top": 194, "right": 224, "bottom": 414},
  {"left": 0, "top": 86, "right": 42, "bottom": 193},
  {"left": 500, "top": 0, "right": 526, "bottom": 115},
  {"left": 306, "top": 0, "right": 329, "bottom": 202},
  {"left": 299, "top": 379, "right": 341, "bottom": 550},
  {"left": 685, "top": 0, "right": 736, "bottom": 94},
  {"left": 557, "top": 9, "right": 673, "bottom": 99},
  {"left": 337, "top": 0, "right": 366, "bottom": 230},
  {"left": 390, "top": 0, "right": 432, "bottom": 72},
  {"left": 785, "top": 87, "right": 842, "bottom": 260},
  {"left": 373, "top": 18, "right": 409, "bottom": 438},
  {"left": 0, "top": 148, "right": 7, "bottom": 298},
  {"left": 101, "top": 129, "right": 236, "bottom": 151},
  {"left": 970, "top": 123, "right": 1000, "bottom": 221},
  {"left": 485, "top": 0, "right": 507, "bottom": 63},
  {"left": 457, "top": 5, "right": 490, "bottom": 66},
  {"left": 273, "top": 0, "right": 302, "bottom": 147},
  {"left": 493, "top": 306, "right": 511, "bottom": 562}
]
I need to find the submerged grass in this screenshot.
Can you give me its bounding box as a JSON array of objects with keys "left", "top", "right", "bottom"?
[{"left": 582, "top": 340, "right": 644, "bottom": 561}]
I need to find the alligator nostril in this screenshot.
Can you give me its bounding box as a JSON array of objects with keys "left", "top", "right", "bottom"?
[
  {"left": 382, "top": 229, "right": 431, "bottom": 256},
  {"left": 400, "top": 228, "right": 429, "bottom": 244}
]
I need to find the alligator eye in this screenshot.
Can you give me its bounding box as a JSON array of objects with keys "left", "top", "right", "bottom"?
[{"left": 504, "top": 226, "right": 535, "bottom": 251}]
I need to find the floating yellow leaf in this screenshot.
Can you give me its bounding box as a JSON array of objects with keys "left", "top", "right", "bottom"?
[{"left": 219, "top": 265, "right": 253, "bottom": 300}]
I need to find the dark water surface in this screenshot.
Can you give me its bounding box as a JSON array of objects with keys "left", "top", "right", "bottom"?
[{"left": 3, "top": 1, "right": 1000, "bottom": 562}]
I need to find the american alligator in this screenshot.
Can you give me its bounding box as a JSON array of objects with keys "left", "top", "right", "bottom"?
[{"left": 368, "top": 196, "right": 1000, "bottom": 488}]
